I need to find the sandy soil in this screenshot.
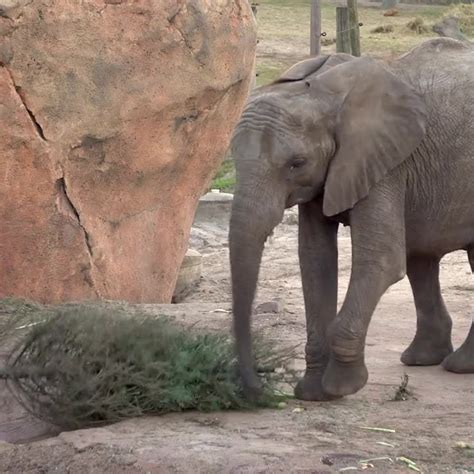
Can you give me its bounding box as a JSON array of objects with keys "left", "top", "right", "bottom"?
[{"left": 0, "top": 211, "right": 473, "bottom": 473}]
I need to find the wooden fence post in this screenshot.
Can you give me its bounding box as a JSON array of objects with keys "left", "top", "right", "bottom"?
[
  {"left": 310, "top": 0, "right": 321, "bottom": 56},
  {"left": 347, "top": 0, "right": 361, "bottom": 56},
  {"left": 336, "top": 7, "right": 351, "bottom": 54}
]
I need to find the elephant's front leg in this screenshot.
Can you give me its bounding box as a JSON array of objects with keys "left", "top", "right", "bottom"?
[
  {"left": 323, "top": 180, "right": 407, "bottom": 397},
  {"left": 295, "top": 198, "right": 339, "bottom": 401}
]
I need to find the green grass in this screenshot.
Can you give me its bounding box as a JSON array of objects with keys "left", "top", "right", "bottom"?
[{"left": 210, "top": 159, "right": 236, "bottom": 193}]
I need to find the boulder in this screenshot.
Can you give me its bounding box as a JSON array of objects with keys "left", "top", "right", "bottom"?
[
  {"left": 0, "top": 0, "right": 256, "bottom": 303},
  {"left": 254, "top": 298, "right": 285, "bottom": 315},
  {"left": 194, "top": 191, "right": 234, "bottom": 229},
  {"left": 172, "top": 249, "right": 202, "bottom": 303}
]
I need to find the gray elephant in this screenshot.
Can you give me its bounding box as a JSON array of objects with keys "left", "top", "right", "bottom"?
[{"left": 229, "top": 38, "right": 474, "bottom": 401}]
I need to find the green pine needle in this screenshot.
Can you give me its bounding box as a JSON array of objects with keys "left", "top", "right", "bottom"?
[{"left": 1, "top": 302, "right": 297, "bottom": 429}]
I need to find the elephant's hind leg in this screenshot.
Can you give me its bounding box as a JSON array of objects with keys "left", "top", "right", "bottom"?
[
  {"left": 401, "top": 256, "right": 453, "bottom": 366},
  {"left": 441, "top": 246, "right": 474, "bottom": 373}
]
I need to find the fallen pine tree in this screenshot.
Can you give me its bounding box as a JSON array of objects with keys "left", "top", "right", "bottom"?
[{"left": 0, "top": 299, "right": 295, "bottom": 430}]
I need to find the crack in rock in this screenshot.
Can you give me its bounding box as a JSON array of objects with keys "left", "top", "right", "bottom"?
[
  {"left": 166, "top": 1, "right": 185, "bottom": 24},
  {"left": 56, "top": 177, "right": 100, "bottom": 297},
  {"left": 167, "top": 3, "right": 206, "bottom": 68},
  {"left": 3, "top": 66, "right": 47, "bottom": 141},
  {"left": 15, "top": 86, "right": 47, "bottom": 140},
  {"left": 56, "top": 177, "right": 94, "bottom": 258},
  {"left": 57, "top": 177, "right": 94, "bottom": 257}
]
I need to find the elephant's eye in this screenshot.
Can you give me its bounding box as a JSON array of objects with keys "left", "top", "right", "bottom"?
[{"left": 289, "top": 157, "right": 307, "bottom": 170}]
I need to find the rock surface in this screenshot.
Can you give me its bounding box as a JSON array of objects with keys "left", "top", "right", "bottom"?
[
  {"left": 254, "top": 298, "right": 285, "bottom": 314},
  {"left": 0, "top": 0, "right": 256, "bottom": 303},
  {"left": 172, "top": 249, "right": 202, "bottom": 303},
  {"left": 193, "top": 191, "right": 234, "bottom": 228}
]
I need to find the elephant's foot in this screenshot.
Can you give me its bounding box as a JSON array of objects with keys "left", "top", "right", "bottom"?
[
  {"left": 322, "top": 358, "right": 368, "bottom": 397},
  {"left": 294, "top": 369, "right": 342, "bottom": 401},
  {"left": 401, "top": 336, "right": 453, "bottom": 366},
  {"left": 442, "top": 324, "right": 474, "bottom": 373},
  {"left": 442, "top": 344, "right": 474, "bottom": 374}
]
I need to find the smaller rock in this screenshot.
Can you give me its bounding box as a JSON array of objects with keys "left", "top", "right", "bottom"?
[
  {"left": 383, "top": 8, "right": 399, "bottom": 17},
  {"left": 193, "top": 192, "right": 234, "bottom": 229},
  {"left": 172, "top": 249, "right": 202, "bottom": 302},
  {"left": 254, "top": 298, "right": 284, "bottom": 314},
  {"left": 59, "top": 427, "right": 113, "bottom": 452},
  {"left": 283, "top": 209, "right": 298, "bottom": 226}
]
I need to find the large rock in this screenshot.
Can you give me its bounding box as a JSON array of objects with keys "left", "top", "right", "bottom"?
[{"left": 0, "top": 1, "right": 256, "bottom": 303}]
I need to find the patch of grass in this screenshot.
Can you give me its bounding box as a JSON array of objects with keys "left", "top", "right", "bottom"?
[
  {"left": 211, "top": 159, "right": 236, "bottom": 193},
  {"left": 371, "top": 24, "right": 395, "bottom": 33},
  {"left": 257, "top": 60, "right": 290, "bottom": 86},
  {"left": 406, "top": 17, "right": 430, "bottom": 34},
  {"left": 392, "top": 373, "right": 414, "bottom": 401}
]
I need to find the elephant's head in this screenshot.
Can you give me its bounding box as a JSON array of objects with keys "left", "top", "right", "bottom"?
[{"left": 229, "top": 54, "right": 427, "bottom": 397}]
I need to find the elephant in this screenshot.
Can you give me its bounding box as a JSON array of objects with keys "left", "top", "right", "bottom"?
[{"left": 229, "top": 38, "right": 474, "bottom": 401}]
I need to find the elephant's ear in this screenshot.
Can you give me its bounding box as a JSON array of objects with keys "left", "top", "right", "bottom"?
[
  {"left": 311, "top": 57, "right": 427, "bottom": 217},
  {"left": 274, "top": 53, "right": 354, "bottom": 83}
]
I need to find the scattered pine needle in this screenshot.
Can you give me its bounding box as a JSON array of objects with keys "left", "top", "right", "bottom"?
[
  {"left": 397, "top": 456, "right": 421, "bottom": 472},
  {"left": 360, "top": 426, "right": 396, "bottom": 433},
  {"left": 376, "top": 441, "right": 396, "bottom": 448},
  {"left": 359, "top": 456, "right": 393, "bottom": 463}
]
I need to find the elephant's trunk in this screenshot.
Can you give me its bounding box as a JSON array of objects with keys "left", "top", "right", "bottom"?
[{"left": 229, "top": 179, "right": 284, "bottom": 397}]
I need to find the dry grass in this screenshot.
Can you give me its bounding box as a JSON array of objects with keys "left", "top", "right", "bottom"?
[
  {"left": 443, "top": 4, "right": 474, "bottom": 35},
  {"left": 254, "top": 0, "right": 472, "bottom": 85}
]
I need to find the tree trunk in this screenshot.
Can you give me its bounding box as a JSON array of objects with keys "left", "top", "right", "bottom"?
[
  {"left": 336, "top": 7, "right": 351, "bottom": 54},
  {"left": 382, "top": 0, "right": 397, "bottom": 9},
  {"left": 310, "top": 0, "right": 321, "bottom": 56}
]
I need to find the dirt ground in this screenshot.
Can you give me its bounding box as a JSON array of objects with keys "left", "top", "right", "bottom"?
[
  {"left": 1, "top": 3, "right": 473, "bottom": 472},
  {"left": 0, "top": 210, "right": 473, "bottom": 473}
]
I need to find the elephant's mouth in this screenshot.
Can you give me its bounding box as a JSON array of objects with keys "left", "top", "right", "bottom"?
[{"left": 285, "top": 186, "right": 317, "bottom": 208}]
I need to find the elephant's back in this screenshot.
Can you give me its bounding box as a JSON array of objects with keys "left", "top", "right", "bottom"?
[
  {"left": 392, "top": 38, "right": 474, "bottom": 159},
  {"left": 391, "top": 38, "right": 473, "bottom": 93},
  {"left": 393, "top": 38, "right": 473, "bottom": 71},
  {"left": 400, "top": 40, "right": 474, "bottom": 256}
]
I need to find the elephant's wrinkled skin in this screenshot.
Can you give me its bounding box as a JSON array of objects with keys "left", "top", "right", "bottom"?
[{"left": 229, "top": 38, "right": 474, "bottom": 401}]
